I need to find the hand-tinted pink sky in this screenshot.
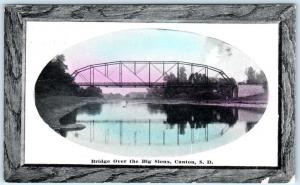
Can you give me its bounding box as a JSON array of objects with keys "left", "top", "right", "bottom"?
[{"left": 61, "top": 29, "right": 263, "bottom": 95}]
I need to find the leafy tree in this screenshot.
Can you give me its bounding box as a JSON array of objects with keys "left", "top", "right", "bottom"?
[
  {"left": 229, "top": 77, "right": 237, "bottom": 85},
  {"left": 148, "top": 66, "right": 238, "bottom": 99},
  {"left": 35, "top": 54, "right": 103, "bottom": 98},
  {"left": 163, "top": 72, "right": 177, "bottom": 83},
  {"left": 244, "top": 66, "right": 268, "bottom": 90},
  {"left": 146, "top": 87, "right": 164, "bottom": 98},
  {"left": 189, "top": 72, "right": 207, "bottom": 84},
  {"left": 179, "top": 66, "right": 187, "bottom": 82},
  {"left": 256, "top": 70, "right": 268, "bottom": 90},
  {"left": 256, "top": 71, "right": 267, "bottom": 83},
  {"left": 78, "top": 86, "right": 103, "bottom": 97},
  {"left": 245, "top": 66, "right": 256, "bottom": 84},
  {"left": 35, "top": 54, "right": 79, "bottom": 97},
  {"left": 188, "top": 73, "right": 195, "bottom": 83}
]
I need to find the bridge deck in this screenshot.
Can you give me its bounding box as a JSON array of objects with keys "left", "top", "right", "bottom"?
[{"left": 76, "top": 82, "right": 235, "bottom": 87}]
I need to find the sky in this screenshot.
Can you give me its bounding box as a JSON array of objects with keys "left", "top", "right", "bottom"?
[{"left": 62, "top": 28, "right": 262, "bottom": 95}]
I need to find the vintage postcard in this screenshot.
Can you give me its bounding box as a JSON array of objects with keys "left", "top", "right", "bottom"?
[
  {"left": 24, "top": 22, "right": 278, "bottom": 167},
  {"left": 4, "top": 4, "right": 295, "bottom": 183}
]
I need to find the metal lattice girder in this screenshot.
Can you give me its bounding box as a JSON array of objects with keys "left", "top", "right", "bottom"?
[{"left": 71, "top": 61, "right": 235, "bottom": 87}]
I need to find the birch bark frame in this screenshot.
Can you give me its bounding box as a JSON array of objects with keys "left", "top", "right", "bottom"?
[{"left": 4, "top": 4, "right": 295, "bottom": 183}]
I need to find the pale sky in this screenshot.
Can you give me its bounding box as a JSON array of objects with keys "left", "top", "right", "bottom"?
[{"left": 63, "top": 29, "right": 263, "bottom": 95}]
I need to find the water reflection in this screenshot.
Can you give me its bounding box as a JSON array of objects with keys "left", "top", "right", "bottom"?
[
  {"left": 60, "top": 103, "right": 103, "bottom": 125},
  {"left": 147, "top": 104, "right": 238, "bottom": 134},
  {"left": 78, "top": 103, "right": 102, "bottom": 115},
  {"left": 59, "top": 101, "right": 264, "bottom": 151},
  {"left": 246, "top": 121, "right": 257, "bottom": 132},
  {"left": 59, "top": 103, "right": 102, "bottom": 136}
]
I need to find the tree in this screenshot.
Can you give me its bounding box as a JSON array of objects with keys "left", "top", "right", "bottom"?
[
  {"left": 229, "top": 77, "right": 237, "bottom": 85},
  {"left": 244, "top": 67, "right": 268, "bottom": 90},
  {"left": 35, "top": 54, "right": 79, "bottom": 97},
  {"left": 146, "top": 87, "right": 164, "bottom": 98},
  {"left": 256, "top": 71, "right": 267, "bottom": 83},
  {"left": 194, "top": 73, "right": 207, "bottom": 84},
  {"left": 163, "top": 66, "right": 188, "bottom": 83},
  {"left": 164, "top": 72, "right": 177, "bottom": 83},
  {"left": 35, "top": 54, "right": 103, "bottom": 98},
  {"left": 78, "top": 86, "right": 103, "bottom": 97},
  {"left": 245, "top": 66, "right": 256, "bottom": 84},
  {"left": 188, "top": 73, "right": 195, "bottom": 83},
  {"left": 256, "top": 70, "right": 268, "bottom": 90},
  {"left": 179, "top": 66, "right": 187, "bottom": 82},
  {"left": 148, "top": 66, "right": 238, "bottom": 100}
]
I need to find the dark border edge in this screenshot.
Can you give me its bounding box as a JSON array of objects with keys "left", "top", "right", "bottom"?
[
  {"left": 4, "top": 5, "right": 24, "bottom": 182},
  {"left": 269, "top": 4, "right": 296, "bottom": 183}
]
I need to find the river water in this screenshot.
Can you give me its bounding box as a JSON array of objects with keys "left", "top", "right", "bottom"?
[{"left": 59, "top": 101, "right": 265, "bottom": 156}]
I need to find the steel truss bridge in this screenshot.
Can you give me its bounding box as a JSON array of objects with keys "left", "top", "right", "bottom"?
[{"left": 71, "top": 61, "right": 238, "bottom": 98}]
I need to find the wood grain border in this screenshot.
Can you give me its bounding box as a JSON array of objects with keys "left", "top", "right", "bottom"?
[{"left": 4, "top": 4, "right": 295, "bottom": 182}]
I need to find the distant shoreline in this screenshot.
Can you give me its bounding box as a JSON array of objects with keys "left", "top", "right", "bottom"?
[{"left": 124, "top": 98, "right": 267, "bottom": 110}]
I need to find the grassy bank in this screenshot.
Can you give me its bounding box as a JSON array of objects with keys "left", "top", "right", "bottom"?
[
  {"left": 131, "top": 93, "right": 268, "bottom": 109},
  {"left": 35, "top": 96, "right": 104, "bottom": 130}
]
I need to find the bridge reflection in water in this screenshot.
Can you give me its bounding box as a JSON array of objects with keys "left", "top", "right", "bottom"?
[
  {"left": 77, "top": 119, "right": 227, "bottom": 145},
  {"left": 58, "top": 102, "right": 263, "bottom": 148}
]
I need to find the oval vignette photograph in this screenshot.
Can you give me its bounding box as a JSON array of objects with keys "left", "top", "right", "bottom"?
[{"left": 34, "top": 28, "right": 268, "bottom": 157}]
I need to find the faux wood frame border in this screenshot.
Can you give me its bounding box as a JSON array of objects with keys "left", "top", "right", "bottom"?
[{"left": 4, "top": 4, "right": 295, "bottom": 183}]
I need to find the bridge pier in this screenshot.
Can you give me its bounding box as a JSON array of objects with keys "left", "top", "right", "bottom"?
[
  {"left": 232, "top": 86, "right": 238, "bottom": 99},
  {"left": 216, "top": 85, "right": 238, "bottom": 99}
]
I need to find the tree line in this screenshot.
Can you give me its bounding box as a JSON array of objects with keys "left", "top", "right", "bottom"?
[
  {"left": 147, "top": 66, "right": 236, "bottom": 99},
  {"left": 35, "top": 55, "right": 103, "bottom": 99},
  {"left": 147, "top": 66, "right": 268, "bottom": 99},
  {"left": 244, "top": 66, "right": 268, "bottom": 90}
]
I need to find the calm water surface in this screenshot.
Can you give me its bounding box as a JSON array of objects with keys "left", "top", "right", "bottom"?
[{"left": 59, "top": 101, "right": 264, "bottom": 156}]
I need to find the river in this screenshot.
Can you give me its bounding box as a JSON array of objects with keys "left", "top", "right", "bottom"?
[{"left": 59, "top": 100, "right": 265, "bottom": 156}]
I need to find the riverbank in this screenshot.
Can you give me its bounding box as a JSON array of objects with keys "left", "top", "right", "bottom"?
[
  {"left": 132, "top": 99, "right": 267, "bottom": 109},
  {"left": 35, "top": 96, "right": 105, "bottom": 131},
  {"left": 129, "top": 93, "right": 268, "bottom": 110}
]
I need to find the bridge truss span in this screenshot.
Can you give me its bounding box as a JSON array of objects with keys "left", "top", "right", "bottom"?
[{"left": 71, "top": 61, "right": 235, "bottom": 88}]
